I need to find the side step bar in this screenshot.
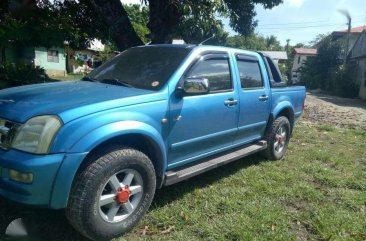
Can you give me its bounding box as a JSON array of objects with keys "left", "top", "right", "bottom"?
[{"left": 164, "top": 141, "right": 267, "bottom": 186}]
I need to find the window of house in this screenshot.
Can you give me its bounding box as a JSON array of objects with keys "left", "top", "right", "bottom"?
[
  {"left": 47, "top": 50, "right": 59, "bottom": 63},
  {"left": 187, "top": 58, "right": 232, "bottom": 92},
  {"left": 298, "top": 56, "right": 301, "bottom": 64},
  {"left": 237, "top": 60, "right": 263, "bottom": 89}
]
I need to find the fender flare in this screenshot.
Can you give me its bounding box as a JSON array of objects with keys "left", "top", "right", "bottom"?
[
  {"left": 272, "top": 101, "right": 295, "bottom": 120},
  {"left": 50, "top": 121, "right": 167, "bottom": 209}
]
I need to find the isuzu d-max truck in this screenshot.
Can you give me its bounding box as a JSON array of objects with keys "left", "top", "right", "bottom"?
[{"left": 0, "top": 45, "right": 305, "bottom": 240}]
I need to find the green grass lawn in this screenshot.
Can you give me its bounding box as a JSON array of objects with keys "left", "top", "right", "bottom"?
[
  {"left": 1, "top": 123, "right": 365, "bottom": 241},
  {"left": 118, "top": 123, "right": 366, "bottom": 241}
]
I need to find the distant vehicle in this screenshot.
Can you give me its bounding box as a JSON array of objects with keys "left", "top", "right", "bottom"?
[{"left": 0, "top": 45, "right": 306, "bottom": 240}]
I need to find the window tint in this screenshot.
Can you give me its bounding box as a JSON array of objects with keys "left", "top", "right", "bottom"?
[
  {"left": 237, "top": 60, "right": 263, "bottom": 89},
  {"left": 88, "top": 47, "right": 191, "bottom": 91},
  {"left": 187, "top": 59, "right": 232, "bottom": 92}
]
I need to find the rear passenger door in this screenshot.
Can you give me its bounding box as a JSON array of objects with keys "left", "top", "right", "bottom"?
[{"left": 234, "top": 54, "right": 271, "bottom": 145}]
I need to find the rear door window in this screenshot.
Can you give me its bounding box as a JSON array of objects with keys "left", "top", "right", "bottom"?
[{"left": 236, "top": 57, "right": 263, "bottom": 89}]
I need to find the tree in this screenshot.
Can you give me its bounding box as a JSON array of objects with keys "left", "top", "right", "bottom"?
[
  {"left": 176, "top": 3, "right": 228, "bottom": 44},
  {"left": 301, "top": 36, "right": 342, "bottom": 90},
  {"left": 0, "top": 0, "right": 79, "bottom": 63},
  {"left": 0, "top": 1, "right": 70, "bottom": 46},
  {"left": 300, "top": 36, "right": 359, "bottom": 98},
  {"left": 124, "top": 4, "right": 150, "bottom": 43},
  {"left": 70, "top": 0, "right": 283, "bottom": 50},
  {"left": 1, "top": 0, "right": 283, "bottom": 52},
  {"left": 225, "top": 34, "right": 283, "bottom": 51}
]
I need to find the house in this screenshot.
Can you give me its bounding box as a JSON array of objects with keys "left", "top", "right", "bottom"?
[
  {"left": 331, "top": 25, "right": 366, "bottom": 54},
  {"left": 259, "top": 51, "right": 288, "bottom": 65},
  {"left": 349, "top": 30, "right": 366, "bottom": 100},
  {"left": 291, "top": 48, "right": 317, "bottom": 84},
  {"left": 3, "top": 45, "right": 67, "bottom": 76},
  {"left": 66, "top": 39, "right": 105, "bottom": 74},
  {"left": 35, "top": 47, "right": 67, "bottom": 76},
  {"left": 3, "top": 39, "right": 105, "bottom": 77}
]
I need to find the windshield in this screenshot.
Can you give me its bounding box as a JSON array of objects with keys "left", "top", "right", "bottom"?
[{"left": 87, "top": 46, "right": 192, "bottom": 91}]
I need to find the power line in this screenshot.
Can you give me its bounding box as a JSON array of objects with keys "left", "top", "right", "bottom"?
[
  {"left": 257, "top": 20, "right": 365, "bottom": 30},
  {"left": 257, "top": 19, "right": 331, "bottom": 26},
  {"left": 258, "top": 23, "right": 347, "bottom": 30},
  {"left": 257, "top": 15, "right": 366, "bottom": 27}
]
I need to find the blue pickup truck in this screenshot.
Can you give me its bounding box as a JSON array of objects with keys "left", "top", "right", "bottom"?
[{"left": 0, "top": 45, "right": 305, "bottom": 240}]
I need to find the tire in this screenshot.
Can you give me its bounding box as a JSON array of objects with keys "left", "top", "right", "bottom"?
[
  {"left": 66, "top": 147, "right": 156, "bottom": 241},
  {"left": 262, "top": 116, "right": 291, "bottom": 160}
]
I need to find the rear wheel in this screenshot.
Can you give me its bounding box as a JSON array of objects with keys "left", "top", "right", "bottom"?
[
  {"left": 66, "top": 147, "right": 156, "bottom": 241},
  {"left": 263, "top": 116, "right": 291, "bottom": 160}
]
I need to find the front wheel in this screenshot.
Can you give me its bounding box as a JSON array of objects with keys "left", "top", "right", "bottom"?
[
  {"left": 66, "top": 147, "right": 156, "bottom": 241},
  {"left": 263, "top": 116, "right": 291, "bottom": 160}
]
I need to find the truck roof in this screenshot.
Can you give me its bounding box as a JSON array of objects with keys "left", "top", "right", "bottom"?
[{"left": 135, "top": 44, "right": 255, "bottom": 54}]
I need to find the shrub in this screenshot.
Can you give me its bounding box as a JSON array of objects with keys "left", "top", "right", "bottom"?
[
  {"left": 300, "top": 36, "right": 360, "bottom": 98},
  {"left": 0, "top": 63, "right": 48, "bottom": 89},
  {"left": 333, "top": 63, "right": 360, "bottom": 98}
]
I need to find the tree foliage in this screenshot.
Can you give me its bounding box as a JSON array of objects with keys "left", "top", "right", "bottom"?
[
  {"left": 225, "top": 34, "right": 283, "bottom": 51},
  {"left": 3, "top": 0, "right": 283, "bottom": 51},
  {"left": 1, "top": 0, "right": 283, "bottom": 51},
  {"left": 0, "top": 0, "right": 75, "bottom": 48},
  {"left": 124, "top": 4, "right": 150, "bottom": 43},
  {"left": 301, "top": 36, "right": 359, "bottom": 97}
]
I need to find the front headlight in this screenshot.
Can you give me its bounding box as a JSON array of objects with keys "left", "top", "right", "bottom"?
[{"left": 11, "top": 115, "right": 62, "bottom": 154}]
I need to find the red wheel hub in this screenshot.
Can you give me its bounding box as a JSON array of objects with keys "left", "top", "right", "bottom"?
[{"left": 115, "top": 186, "right": 131, "bottom": 204}]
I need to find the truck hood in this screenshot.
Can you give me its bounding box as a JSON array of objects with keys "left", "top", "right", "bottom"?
[{"left": 0, "top": 81, "right": 162, "bottom": 123}]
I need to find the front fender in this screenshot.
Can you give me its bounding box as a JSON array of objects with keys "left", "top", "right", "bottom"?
[
  {"left": 49, "top": 121, "right": 167, "bottom": 209},
  {"left": 69, "top": 120, "right": 166, "bottom": 157},
  {"left": 69, "top": 120, "right": 167, "bottom": 177}
]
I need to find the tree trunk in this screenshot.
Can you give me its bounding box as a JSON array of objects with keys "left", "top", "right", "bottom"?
[
  {"left": 0, "top": 43, "right": 5, "bottom": 65},
  {"left": 148, "top": 0, "right": 180, "bottom": 44},
  {"left": 89, "top": 0, "right": 144, "bottom": 51}
]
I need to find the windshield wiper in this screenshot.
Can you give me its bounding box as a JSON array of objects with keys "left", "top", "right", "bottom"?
[
  {"left": 99, "top": 78, "right": 134, "bottom": 88},
  {"left": 81, "top": 76, "right": 97, "bottom": 82}
]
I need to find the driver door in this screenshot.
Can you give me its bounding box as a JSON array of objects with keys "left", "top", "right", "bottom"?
[{"left": 168, "top": 52, "right": 239, "bottom": 168}]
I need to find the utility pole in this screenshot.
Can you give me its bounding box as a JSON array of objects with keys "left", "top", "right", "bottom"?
[
  {"left": 339, "top": 10, "right": 352, "bottom": 65},
  {"left": 286, "top": 39, "right": 290, "bottom": 53},
  {"left": 285, "top": 39, "right": 291, "bottom": 83}
]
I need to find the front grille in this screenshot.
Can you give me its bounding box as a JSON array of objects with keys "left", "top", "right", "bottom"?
[{"left": 0, "top": 119, "right": 19, "bottom": 150}]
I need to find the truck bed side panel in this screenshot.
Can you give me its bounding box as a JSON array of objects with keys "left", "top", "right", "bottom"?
[{"left": 271, "top": 86, "right": 306, "bottom": 120}]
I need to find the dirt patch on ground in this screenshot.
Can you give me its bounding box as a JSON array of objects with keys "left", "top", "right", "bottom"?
[{"left": 302, "top": 92, "right": 366, "bottom": 129}]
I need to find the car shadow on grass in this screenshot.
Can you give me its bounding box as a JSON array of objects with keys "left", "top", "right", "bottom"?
[{"left": 0, "top": 154, "right": 270, "bottom": 241}]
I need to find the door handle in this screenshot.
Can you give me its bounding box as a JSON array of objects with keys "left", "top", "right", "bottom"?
[
  {"left": 224, "top": 98, "right": 238, "bottom": 107},
  {"left": 259, "top": 95, "right": 269, "bottom": 102}
]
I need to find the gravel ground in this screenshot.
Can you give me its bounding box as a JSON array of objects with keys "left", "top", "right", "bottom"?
[{"left": 302, "top": 92, "right": 366, "bottom": 129}]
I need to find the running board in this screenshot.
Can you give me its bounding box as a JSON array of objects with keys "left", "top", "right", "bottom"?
[{"left": 164, "top": 141, "right": 267, "bottom": 186}]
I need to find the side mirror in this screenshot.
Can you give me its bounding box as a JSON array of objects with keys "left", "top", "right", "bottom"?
[{"left": 176, "top": 77, "right": 210, "bottom": 98}]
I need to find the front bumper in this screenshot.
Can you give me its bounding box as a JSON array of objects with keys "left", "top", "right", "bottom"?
[{"left": 0, "top": 148, "right": 88, "bottom": 209}]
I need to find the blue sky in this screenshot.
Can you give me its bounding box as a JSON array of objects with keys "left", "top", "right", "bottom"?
[
  {"left": 122, "top": 0, "right": 366, "bottom": 46},
  {"left": 252, "top": 0, "right": 366, "bottom": 45}
]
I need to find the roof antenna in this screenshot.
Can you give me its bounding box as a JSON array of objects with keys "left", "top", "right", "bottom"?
[{"left": 199, "top": 35, "right": 216, "bottom": 46}]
